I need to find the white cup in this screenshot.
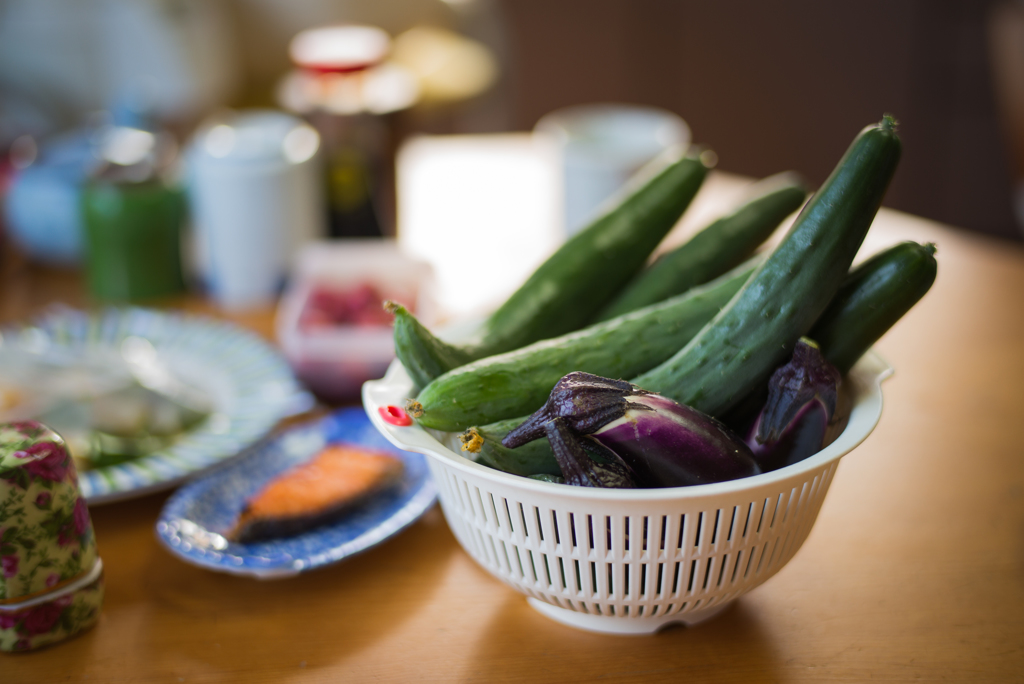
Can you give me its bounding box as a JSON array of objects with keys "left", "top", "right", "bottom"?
[
  {"left": 535, "top": 104, "right": 691, "bottom": 236},
  {"left": 186, "top": 109, "right": 325, "bottom": 310}
]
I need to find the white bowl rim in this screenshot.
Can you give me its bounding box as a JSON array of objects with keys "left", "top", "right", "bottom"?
[{"left": 362, "top": 351, "right": 892, "bottom": 503}]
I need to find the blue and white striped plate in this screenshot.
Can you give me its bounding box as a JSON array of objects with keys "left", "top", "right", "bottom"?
[
  {"left": 0, "top": 306, "right": 311, "bottom": 504},
  {"left": 156, "top": 407, "right": 436, "bottom": 578}
]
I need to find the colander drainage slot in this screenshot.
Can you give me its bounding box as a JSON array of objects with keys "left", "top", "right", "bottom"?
[
  {"left": 507, "top": 499, "right": 520, "bottom": 535},
  {"left": 512, "top": 540, "right": 528, "bottom": 581},
  {"left": 756, "top": 497, "right": 770, "bottom": 534},
  {"left": 785, "top": 485, "right": 803, "bottom": 524},
  {"left": 717, "top": 554, "right": 729, "bottom": 587},
  {"left": 459, "top": 478, "right": 474, "bottom": 516},
  {"left": 501, "top": 540, "right": 517, "bottom": 576},
  {"left": 756, "top": 539, "right": 773, "bottom": 574},
  {"left": 766, "top": 533, "right": 783, "bottom": 570},
  {"left": 446, "top": 472, "right": 463, "bottom": 510},
  {"left": 743, "top": 502, "right": 754, "bottom": 538},
  {"left": 731, "top": 550, "right": 744, "bottom": 583},
  {"left": 526, "top": 549, "right": 538, "bottom": 583},
  {"left": 473, "top": 486, "right": 488, "bottom": 525},
  {"left": 768, "top": 493, "right": 785, "bottom": 530},
  {"left": 495, "top": 494, "right": 508, "bottom": 531}
]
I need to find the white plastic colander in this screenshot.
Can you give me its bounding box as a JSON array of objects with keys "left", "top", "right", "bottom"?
[{"left": 363, "top": 352, "right": 892, "bottom": 635}]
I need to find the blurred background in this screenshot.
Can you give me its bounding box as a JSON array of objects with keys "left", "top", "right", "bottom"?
[
  {"left": 3, "top": 0, "right": 1022, "bottom": 236},
  {"left": 1, "top": 0, "right": 1022, "bottom": 330}
]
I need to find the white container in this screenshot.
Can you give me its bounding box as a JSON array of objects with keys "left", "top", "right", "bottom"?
[
  {"left": 395, "top": 133, "right": 562, "bottom": 319},
  {"left": 277, "top": 239, "right": 435, "bottom": 403},
  {"left": 535, "top": 104, "right": 691, "bottom": 236},
  {"left": 187, "top": 109, "right": 325, "bottom": 310},
  {"left": 363, "top": 353, "right": 892, "bottom": 635}
]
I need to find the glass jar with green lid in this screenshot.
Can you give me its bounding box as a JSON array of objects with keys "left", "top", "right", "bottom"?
[{"left": 81, "top": 126, "right": 186, "bottom": 303}]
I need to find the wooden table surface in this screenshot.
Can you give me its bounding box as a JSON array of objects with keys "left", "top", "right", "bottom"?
[{"left": 2, "top": 200, "right": 1023, "bottom": 683}]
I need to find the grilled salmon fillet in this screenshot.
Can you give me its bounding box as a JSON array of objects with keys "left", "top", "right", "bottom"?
[{"left": 228, "top": 444, "right": 404, "bottom": 543}]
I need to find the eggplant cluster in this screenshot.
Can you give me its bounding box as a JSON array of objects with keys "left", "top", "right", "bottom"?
[{"left": 501, "top": 339, "right": 841, "bottom": 489}]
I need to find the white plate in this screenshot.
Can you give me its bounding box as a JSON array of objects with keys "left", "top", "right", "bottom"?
[{"left": 0, "top": 306, "right": 311, "bottom": 504}]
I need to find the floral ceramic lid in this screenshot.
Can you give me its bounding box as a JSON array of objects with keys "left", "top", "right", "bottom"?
[{"left": 0, "top": 421, "right": 98, "bottom": 603}]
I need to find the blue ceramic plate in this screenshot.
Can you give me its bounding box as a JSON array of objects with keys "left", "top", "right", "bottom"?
[
  {"left": 0, "top": 306, "right": 311, "bottom": 504},
  {"left": 155, "top": 407, "right": 437, "bottom": 578}
]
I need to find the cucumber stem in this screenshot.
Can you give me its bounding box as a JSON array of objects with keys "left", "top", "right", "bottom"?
[{"left": 459, "top": 428, "right": 484, "bottom": 453}]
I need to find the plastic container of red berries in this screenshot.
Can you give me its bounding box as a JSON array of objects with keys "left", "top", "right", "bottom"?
[{"left": 276, "top": 239, "right": 436, "bottom": 403}]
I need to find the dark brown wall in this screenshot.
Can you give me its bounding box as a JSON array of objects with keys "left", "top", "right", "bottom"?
[{"left": 499, "top": 0, "right": 1020, "bottom": 240}]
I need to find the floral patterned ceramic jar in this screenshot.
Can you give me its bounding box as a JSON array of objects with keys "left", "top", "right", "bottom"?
[{"left": 0, "top": 421, "right": 104, "bottom": 652}]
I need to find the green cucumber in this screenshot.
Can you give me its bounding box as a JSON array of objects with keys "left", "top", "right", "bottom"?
[
  {"left": 392, "top": 309, "right": 472, "bottom": 390},
  {"left": 809, "top": 241, "right": 937, "bottom": 374},
  {"left": 409, "top": 258, "right": 759, "bottom": 432},
  {"left": 593, "top": 172, "right": 807, "bottom": 322},
  {"left": 720, "top": 240, "right": 938, "bottom": 433},
  {"left": 470, "top": 150, "right": 710, "bottom": 357},
  {"left": 632, "top": 116, "right": 902, "bottom": 417},
  {"left": 387, "top": 301, "right": 474, "bottom": 391},
  {"left": 459, "top": 417, "right": 561, "bottom": 477}
]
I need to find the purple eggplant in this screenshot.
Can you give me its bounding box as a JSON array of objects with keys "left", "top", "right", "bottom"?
[
  {"left": 503, "top": 372, "right": 759, "bottom": 488},
  {"left": 543, "top": 417, "right": 640, "bottom": 488},
  {"left": 746, "top": 338, "right": 842, "bottom": 471}
]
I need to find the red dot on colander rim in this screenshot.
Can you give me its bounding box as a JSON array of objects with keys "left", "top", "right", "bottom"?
[{"left": 379, "top": 405, "right": 413, "bottom": 426}]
